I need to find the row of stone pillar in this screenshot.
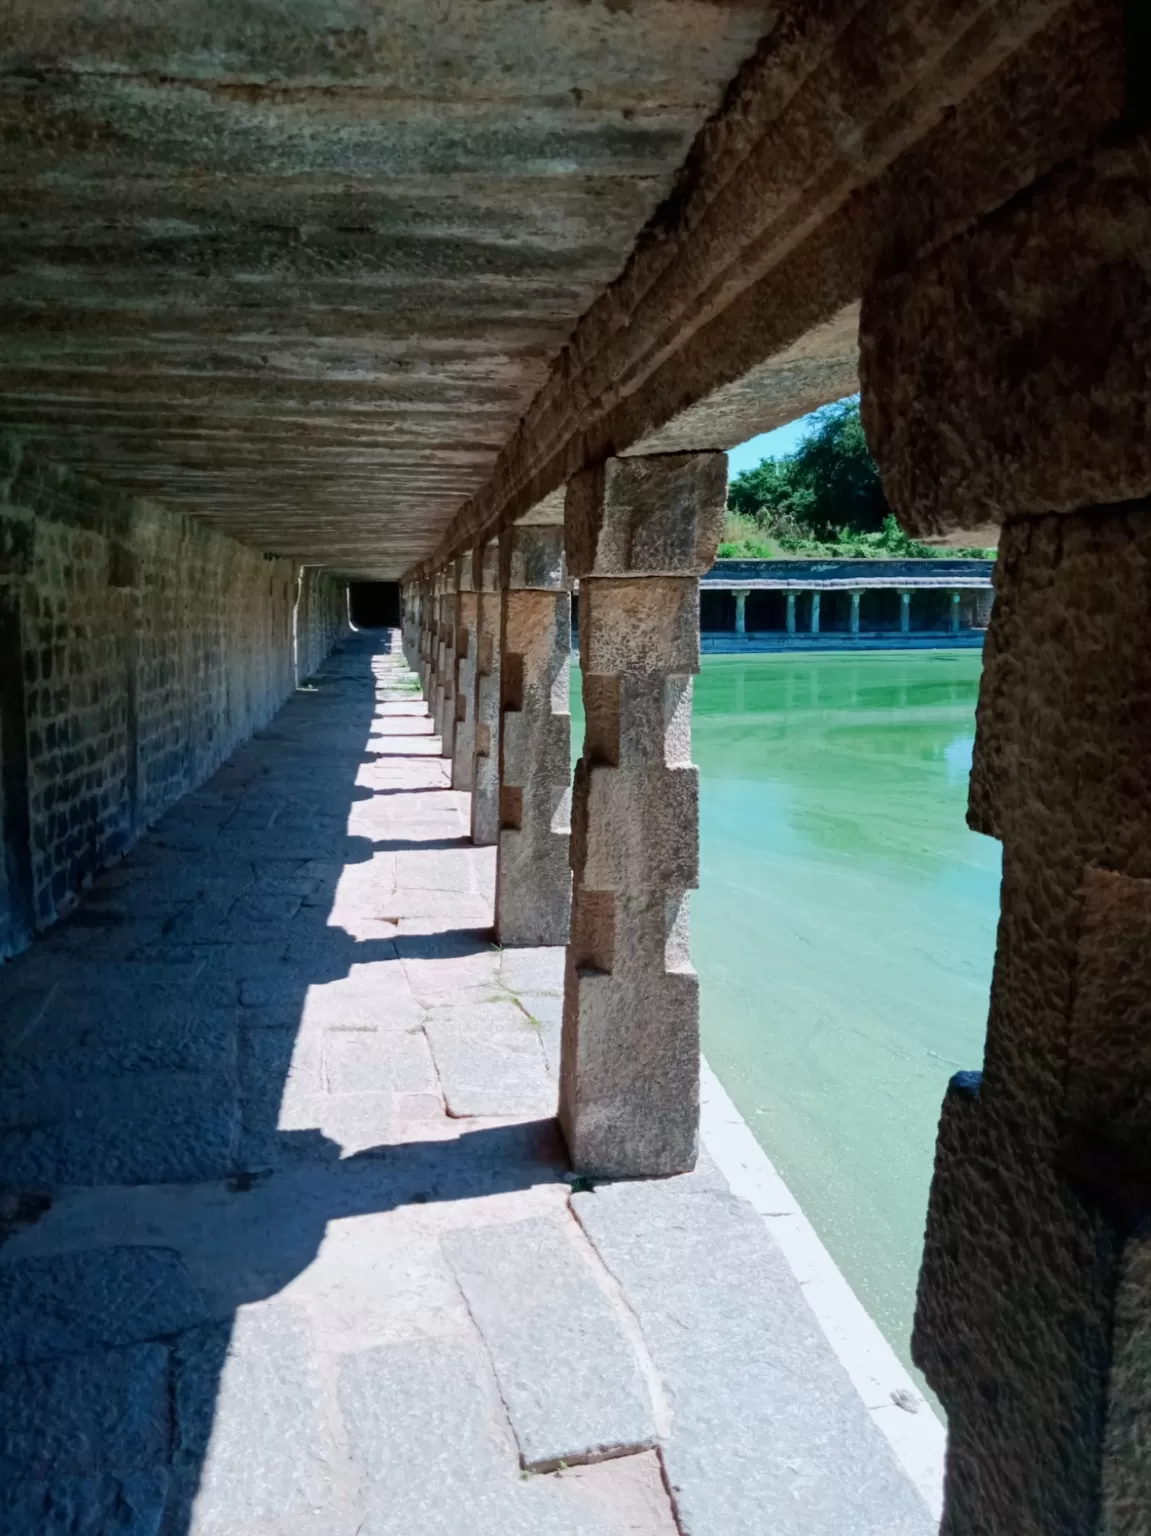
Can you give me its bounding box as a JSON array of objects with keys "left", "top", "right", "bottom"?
[
  {"left": 730, "top": 586, "right": 964, "bottom": 635},
  {"left": 402, "top": 452, "right": 726, "bottom": 1178}
]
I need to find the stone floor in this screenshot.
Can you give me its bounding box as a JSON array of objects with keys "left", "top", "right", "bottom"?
[{"left": 0, "top": 630, "right": 935, "bottom": 1535}]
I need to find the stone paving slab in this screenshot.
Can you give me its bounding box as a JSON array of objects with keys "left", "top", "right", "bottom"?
[
  {"left": 340, "top": 1335, "right": 618, "bottom": 1536},
  {"left": 176, "top": 1306, "right": 346, "bottom": 1536},
  {"left": 573, "top": 1180, "right": 935, "bottom": 1536},
  {"left": 0, "top": 1247, "right": 205, "bottom": 1366},
  {"left": 0, "top": 1469, "right": 169, "bottom": 1536},
  {"left": 425, "top": 1003, "right": 557, "bottom": 1118},
  {"left": 443, "top": 1216, "right": 657, "bottom": 1470},
  {"left": 0, "top": 1342, "right": 171, "bottom": 1480}
]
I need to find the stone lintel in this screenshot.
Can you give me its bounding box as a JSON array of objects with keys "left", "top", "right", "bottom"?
[{"left": 860, "top": 132, "right": 1151, "bottom": 538}]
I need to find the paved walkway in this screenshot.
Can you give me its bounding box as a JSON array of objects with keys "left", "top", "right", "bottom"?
[{"left": 0, "top": 630, "right": 934, "bottom": 1536}]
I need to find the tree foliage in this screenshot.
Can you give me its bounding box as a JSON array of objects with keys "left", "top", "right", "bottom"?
[{"left": 723, "top": 399, "right": 994, "bottom": 559}]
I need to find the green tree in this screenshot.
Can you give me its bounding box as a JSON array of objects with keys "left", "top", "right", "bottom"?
[
  {"left": 729, "top": 398, "right": 888, "bottom": 539},
  {"left": 722, "top": 398, "right": 995, "bottom": 559}
]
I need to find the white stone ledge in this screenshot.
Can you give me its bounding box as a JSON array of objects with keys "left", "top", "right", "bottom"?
[{"left": 700, "top": 1057, "right": 946, "bottom": 1521}]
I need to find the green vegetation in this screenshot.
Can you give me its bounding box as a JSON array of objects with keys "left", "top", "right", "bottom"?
[{"left": 720, "top": 399, "right": 996, "bottom": 560}]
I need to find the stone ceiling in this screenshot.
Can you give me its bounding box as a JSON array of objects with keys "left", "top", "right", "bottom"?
[{"left": 0, "top": 0, "right": 777, "bottom": 576}]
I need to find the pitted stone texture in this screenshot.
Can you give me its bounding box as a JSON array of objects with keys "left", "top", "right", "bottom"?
[
  {"left": 176, "top": 1306, "right": 344, "bottom": 1535},
  {"left": 1102, "top": 1227, "right": 1151, "bottom": 1534},
  {"left": 861, "top": 133, "right": 1150, "bottom": 539},
  {"left": 0, "top": 1470, "right": 169, "bottom": 1536},
  {"left": 0, "top": 1246, "right": 205, "bottom": 1366},
  {"left": 340, "top": 1336, "right": 615, "bottom": 1536},
  {"left": 425, "top": 1003, "right": 555, "bottom": 1119},
  {"left": 561, "top": 458, "right": 718, "bottom": 1177},
  {"left": 495, "top": 542, "right": 572, "bottom": 946},
  {"left": 442, "top": 1216, "right": 656, "bottom": 1470},
  {"left": 0, "top": 1342, "right": 171, "bottom": 1480},
  {"left": 471, "top": 548, "right": 504, "bottom": 847},
  {"left": 566, "top": 454, "right": 727, "bottom": 578},
  {"left": 914, "top": 506, "right": 1151, "bottom": 1536},
  {"left": 574, "top": 1180, "right": 933, "bottom": 1536}
]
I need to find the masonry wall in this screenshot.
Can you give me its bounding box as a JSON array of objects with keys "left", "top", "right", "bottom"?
[{"left": 0, "top": 437, "right": 348, "bottom": 961}]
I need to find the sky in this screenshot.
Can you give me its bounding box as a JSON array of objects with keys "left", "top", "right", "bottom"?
[{"left": 725, "top": 393, "right": 857, "bottom": 478}]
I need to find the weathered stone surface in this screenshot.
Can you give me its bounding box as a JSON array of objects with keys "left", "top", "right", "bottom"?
[
  {"left": 0, "top": 1342, "right": 171, "bottom": 1479},
  {"left": 861, "top": 132, "right": 1151, "bottom": 539},
  {"left": 471, "top": 540, "right": 504, "bottom": 847},
  {"left": 436, "top": 577, "right": 458, "bottom": 762},
  {"left": 425, "top": 1004, "right": 555, "bottom": 1118},
  {"left": 912, "top": 506, "right": 1151, "bottom": 1535},
  {"left": 340, "top": 1335, "right": 615, "bottom": 1536},
  {"left": 574, "top": 1180, "right": 933, "bottom": 1536},
  {"left": 0, "top": 444, "right": 349, "bottom": 961},
  {"left": 561, "top": 453, "right": 722, "bottom": 1177},
  {"left": 452, "top": 557, "right": 480, "bottom": 791},
  {"left": 0, "top": 1470, "right": 169, "bottom": 1536},
  {"left": 0, "top": 1067, "right": 239, "bottom": 1187},
  {"left": 176, "top": 1305, "right": 343, "bottom": 1535},
  {"left": 494, "top": 550, "right": 572, "bottom": 946},
  {"left": 0, "top": 1246, "right": 205, "bottom": 1365},
  {"left": 566, "top": 455, "right": 727, "bottom": 578},
  {"left": 442, "top": 1216, "right": 656, "bottom": 1469}
]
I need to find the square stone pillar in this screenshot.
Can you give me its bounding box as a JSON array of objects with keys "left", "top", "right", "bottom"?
[
  {"left": 859, "top": 125, "right": 1151, "bottom": 1536},
  {"left": 470, "top": 540, "right": 502, "bottom": 847},
  {"left": 451, "top": 553, "right": 478, "bottom": 791},
  {"left": 420, "top": 576, "right": 436, "bottom": 705},
  {"left": 810, "top": 592, "right": 821, "bottom": 635},
  {"left": 950, "top": 590, "right": 961, "bottom": 636},
  {"left": 733, "top": 588, "right": 748, "bottom": 634},
  {"left": 785, "top": 591, "right": 796, "bottom": 634},
  {"left": 560, "top": 452, "right": 726, "bottom": 1177},
  {"left": 436, "top": 571, "right": 457, "bottom": 760},
  {"left": 493, "top": 524, "right": 572, "bottom": 947},
  {"left": 899, "top": 590, "right": 911, "bottom": 634}
]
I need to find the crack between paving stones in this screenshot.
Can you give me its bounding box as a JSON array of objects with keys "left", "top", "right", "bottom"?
[{"left": 565, "top": 1192, "right": 674, "bottom": 1445}]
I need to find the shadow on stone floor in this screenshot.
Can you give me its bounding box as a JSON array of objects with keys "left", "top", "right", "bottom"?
[{"left": 0, "top": 628, "right": 563, "bottom": 1535}]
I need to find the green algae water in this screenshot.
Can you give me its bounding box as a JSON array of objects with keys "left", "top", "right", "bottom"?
[{"left": 575, "top": 649, "right": 1000, "bottom": 1381}]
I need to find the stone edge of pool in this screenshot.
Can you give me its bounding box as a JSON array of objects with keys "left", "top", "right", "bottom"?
[{"left": 700, "top": 1058, "right": 947, "bottom": 1519}]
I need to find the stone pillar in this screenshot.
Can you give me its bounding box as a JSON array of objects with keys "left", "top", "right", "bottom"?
[
  {"left": 899, "top": 589, "right": 911, "bottom": 634},
  {"left": 420, "top": 576, "right": 437, "bottom": 706},
  {"left": 850, "top": 590, "right": 861, "bottom": 635},
  {"left": 950, "top": 590, "right": 961, "bottom": 636},
  {"left": 860, "top": 124, "right": 1151, "bottom": 1536},
  {"left": 493, "top": 524, "right": 572, "bottom": 946},
  {"left": 560, "top": 451, "right": 726, "bottom": 1177},
  {"left": 452, "top": 553, "right": 478, "bottom": 791},
  {"left": 470, "top": 540, "right": 502, "bottom": 846},
  {"left": 437, "top": 570, "right": 457, "bottom": 760},
  {"left": 810, "top": 591, "right": 820, "bottom": 635},
  {"left": 733, "top": 588, "right": 749, "bottom": 635},
  {"left": 785, "top": 591, "right": 796, "bottom": 635}
]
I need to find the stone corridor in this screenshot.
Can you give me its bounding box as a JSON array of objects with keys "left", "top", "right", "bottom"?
[{"left": 0, "top": 630, "right": 931, "bottom": 1536}]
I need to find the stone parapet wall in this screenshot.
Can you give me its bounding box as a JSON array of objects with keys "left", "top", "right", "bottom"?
[{"left": 0, "top": 437, "right": 347, "bottom": 961}]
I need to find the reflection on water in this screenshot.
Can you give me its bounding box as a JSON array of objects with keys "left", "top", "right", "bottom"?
[{"left": 690, "top": 651, "right": 1000, "bottom": 1384}]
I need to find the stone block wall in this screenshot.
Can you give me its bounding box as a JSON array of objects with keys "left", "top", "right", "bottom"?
[{"left": 0, "top": 437, "right": 347, "bottom": 961}]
